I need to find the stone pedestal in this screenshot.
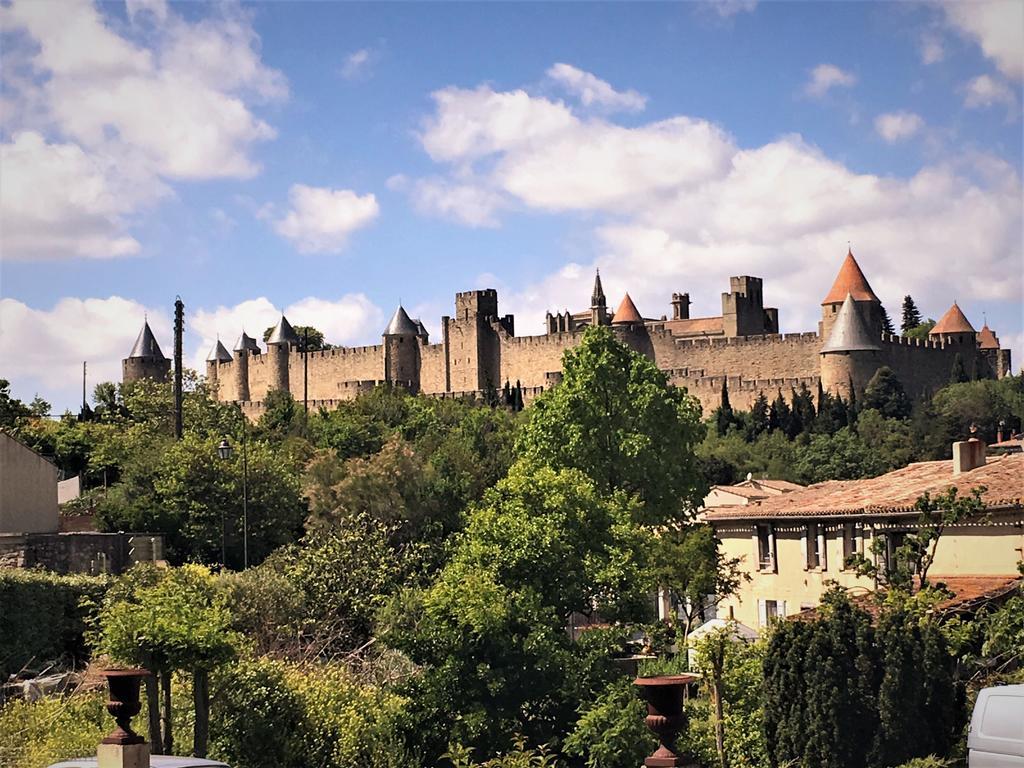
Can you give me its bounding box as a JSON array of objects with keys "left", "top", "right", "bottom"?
[{"left": 97, "top": 743, "right": 150, "bottom": 768}]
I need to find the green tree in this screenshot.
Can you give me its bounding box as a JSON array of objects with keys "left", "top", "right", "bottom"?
[
  {"left": 905, "top": 319, "right": 936, "bottom": 341},
  {"left": 862, "top": 367, "right": 912, "bottom": 420},
  {"left": 262, "top": 324, "right": 332, "bottom": 351},
  {"left": 793, "top": 427, "right": 884, "bottom": 483},
  {"left": 855, "top": 409, "right": 915, "bottom": 473},
  {"left": 516, "top": 326, "right": 706, "bottom": 526},
  {"left": 0, "top": 378, "right": 30, "bottom": 429},
  {"left": 748, "top": 392, "right": 770, "bottom": 440},
  {"left": 900, "top": 296, "right": 922, "bottom": 335},
  {"left": 950, "top": 353, "right": 969, "bottom": 384},
  {"left": 94, "top": 564, "right": 240, "bottom": 756},
  {"left": 880, "top": 305, "right": 895, "bottom": 336},
  {"left": 715, "top": 379, "right": 736, "bottom": 437}
]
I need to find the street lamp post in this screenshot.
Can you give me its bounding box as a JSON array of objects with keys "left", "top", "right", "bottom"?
[{"left": 217, "top": 406, "right": 250, "bottom": 569}]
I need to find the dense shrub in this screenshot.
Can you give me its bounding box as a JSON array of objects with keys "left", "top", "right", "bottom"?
[
  {"left": 0, "top": 570, "right": 108, "bottom": 679},
  {"left": 209, "top": 657, "right": 416, "bottom": 768},
  {"left": 0, "top": 688, "right": 111, "bottom": 768}
]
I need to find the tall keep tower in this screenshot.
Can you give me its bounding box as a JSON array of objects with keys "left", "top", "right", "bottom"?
[
  {"left": 820, "top": 249, "right": 883, "bottom": 340},
  {"left": 122, "top": 320, "right": 171, "bottom": 384}
]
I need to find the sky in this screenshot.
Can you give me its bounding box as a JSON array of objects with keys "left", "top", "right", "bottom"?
[{"left": 1, "top": 0, "right": 1022, "bottom": 413}]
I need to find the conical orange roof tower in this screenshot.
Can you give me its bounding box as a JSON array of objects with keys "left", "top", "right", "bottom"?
[
  {"left": 611, "top": 293, "right": 643, "bottom": 324},
  {"left": 978, "top": 324, "right": 1000, "bottom": 349},
  {"left": 930, "top": 302, "right": 976, "bottom": 335},
  {"left": 822, "top": 248, "right": 880, "bottom": 305}
]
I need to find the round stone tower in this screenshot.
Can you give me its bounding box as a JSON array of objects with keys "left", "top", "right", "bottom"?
[
  {"left": 232, "top": 331, "right": 260, "bottom": 402},
  {"left": 122, "top": 320, "right": 171, "bottom": 384},
  {"left": 820, "top": 293, "right": 882, "bottom": 400},
  {"left": 383, "top": 305, "right": 420, "bottom": 392},
  {"left": 205, "top": 339, "right": 232, "bottom": 387},
  {"left": 266, "top": 316, "right": 298, "bottom": 395},
  {"left": 820, "top": 248, "right": 883, "bottom": 341}
]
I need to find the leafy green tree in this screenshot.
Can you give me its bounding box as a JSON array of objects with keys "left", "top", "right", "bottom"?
[
  {"left": 901, "top": 296, "right": 922, "bottom": 334},
  {"left": 791, "top": 383, "right": 816, "bottom": 434},
  {"left": 651, "top": 524, "right": 745, "bottom": 637},
  {"left": 563, "top": 677, "right": 652, "bottom": 768},
  {"left": 855, "top": 409, "right": 915, "bottom": 473},
  {"left": 94, "top": 564, "right": 240, "bottom": 756},
  {"left": 0, "top": 378, "right": 30, "bottom": 429},
  {"left": 862, "top": 367, "right": 912, "bottom": 420},
  {"left": 262, "top": 324, "right": 332, "bottom": 351},
  {"left": 381, "top": 465, "right": 651, "bottom": 758},
  {"left": 516, "top": 326, "right": 706, "bottom": 526},
  {"left": 98, "top": 434, "right": 305, "bottom": 567},
  {"left": 905, "top": 319, "right": 936, "bottom": 341},
  {"left": 793, "top": 427, "right": 883, "bottom": 483}
]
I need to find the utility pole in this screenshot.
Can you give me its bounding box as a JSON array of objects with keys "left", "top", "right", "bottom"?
[
  {"left": 82, "top": 362, "right": 87, "bottom": 411},
  {"left": 174, "top": 297, "right": 184, "bottom": 440}
]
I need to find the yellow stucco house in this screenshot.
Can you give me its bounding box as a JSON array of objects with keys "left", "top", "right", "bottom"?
[{"left": 703, "top": 441, "right": 1024, "bottom": 629}]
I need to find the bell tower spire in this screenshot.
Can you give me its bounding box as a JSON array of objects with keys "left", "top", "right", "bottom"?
[{"left": 590, "top": 269, "right": 610, "bottom": 326}]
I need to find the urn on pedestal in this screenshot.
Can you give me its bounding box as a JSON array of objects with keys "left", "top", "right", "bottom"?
[{"left": 634, "top": 674, "right": 700, "bottom": 767}]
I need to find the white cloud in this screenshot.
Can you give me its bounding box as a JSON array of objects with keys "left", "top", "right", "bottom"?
[
  {"left": 705, "top": 0, "right": 758, "bottom": 18},
  {"left": 401, "top": 68, "right": 1023, "bottom": 349},
  {"left": 962, "top": 74, "right": 1018, "bottom": 112},
  {"left": 387, "top": 174, "right": 504, "bottom": 228},
  {"left": 874, "top": 111, "right": 925, "bottom": 143},
  {"left": 942, "top": 0, "right": 1024, "bottom": 81},
  {"left": 0, "top": 296, "right": 169, "bottom": 405},
  {"left": 340, "top": 47, "right": 381, "bottom": 80},
  {"left": 0, "top": 131, "right": 167, "bottom": 260},
  {"left": 546, "top": 63, "right": 646, "bottom": 112},
  {"left": 920, "top": 31, "right": 945, "bottom": 65},
  {"left": 0, "top": 0, "right": 285, "bottom": 260},
  {"left": 1, "top": 293, "right": 386, "bottom": 412},
  {"left": 272, "top": 184, "right": 380, "bottom": 254},
  {"left": 803, "top": 64, "right": 857, "bottom": 98},
  {"left": 420, "top": 86, "right": 576, "bottom": 162}
]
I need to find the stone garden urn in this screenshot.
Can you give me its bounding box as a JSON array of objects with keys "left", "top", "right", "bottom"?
[
  {"left": 634, "top": 674, "right": 700, "bottom": 767},
  {"left": 99, "top": 669, "right": 150, "bottom": 745}
]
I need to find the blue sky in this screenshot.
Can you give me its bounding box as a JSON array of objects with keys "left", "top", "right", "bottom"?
[{"left": 1, "top": 0, "right": 1022, "bottom": 411}]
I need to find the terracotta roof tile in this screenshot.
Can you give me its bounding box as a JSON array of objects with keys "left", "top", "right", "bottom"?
[
  {"left": 930, "top": 303, "right": 976, "bottom": 335},
  {"left": 612, "top": 293, "right": 643, "bottom": 324},
  {"left": 703, "top": 452, "right": 1023, "bottom": 520},
  {"left": 822, "top": 249, "right": 880, "bottom": 305},
  {"left": 977, "top": 324, "right": 1000, "bottom": 349}
]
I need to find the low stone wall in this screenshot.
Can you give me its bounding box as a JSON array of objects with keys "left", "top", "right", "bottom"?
[{"left": 0, "top": 532, "right": 163, "bottom": 575}]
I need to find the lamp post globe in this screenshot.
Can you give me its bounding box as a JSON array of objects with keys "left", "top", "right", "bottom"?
[{"left": 217, "top": 438, "right": 232, "bottom": 460}]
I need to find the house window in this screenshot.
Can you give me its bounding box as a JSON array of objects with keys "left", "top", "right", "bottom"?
[
  {"left": 842, "top": 523, "right": 856, "bottom": 567},
  {"left": 806, "top": 523, "right": 822, "bottom": 569},
  {"left": 765, "top": 600, "right": 779, "bottom": 621},
  {"left": 756, "top": 524, "right": 775, "bottom": 571},
  {"left": 759, "top": 599, "right": 786, "bottom": 627}
]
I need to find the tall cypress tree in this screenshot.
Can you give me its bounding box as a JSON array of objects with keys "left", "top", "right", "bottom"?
[
  {"left": 901, "top": 295, "right": 922, "bottom": 334},
  {"left": 769, "top": 390, "right": 792, "bottom": 434},
  {"left": 716, "top": 378, "right": 735, "bottom": 436},
  {"left": 950, "top": 353, "right": 969, "bottom": 384},
  {"left": 749, "top": 391, "right": 770, "bottom": 439}
]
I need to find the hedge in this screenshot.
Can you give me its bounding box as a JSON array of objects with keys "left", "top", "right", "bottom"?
[{"left": 0, "top": 570, "right": 109, "bottom": 679}]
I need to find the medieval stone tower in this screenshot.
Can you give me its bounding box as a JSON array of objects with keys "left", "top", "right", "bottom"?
[{"left": 122, "top": 320, "right": 170, "bottom": 383}]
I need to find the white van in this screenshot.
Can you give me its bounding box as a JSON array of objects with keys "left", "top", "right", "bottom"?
[{"left": 969, "top": 684, "right": 1024, "bottom": 766}]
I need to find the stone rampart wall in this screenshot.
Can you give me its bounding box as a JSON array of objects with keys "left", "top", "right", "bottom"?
[
  {"left": 286, "top": 345, "right": 383, "bottom": 400},
  {"left": 879, "top": 333, "right": 976, "bottom": 399},
  {"left": 499, "top": 332, "right": 580, "bottom": 388},
  {"left": 420, "top": 342, "right": 449, "bottom": 394}
]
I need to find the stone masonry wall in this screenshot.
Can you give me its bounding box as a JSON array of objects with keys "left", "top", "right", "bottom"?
[{"left": 286, "top": 345, "right": 383, "bottom": 401}]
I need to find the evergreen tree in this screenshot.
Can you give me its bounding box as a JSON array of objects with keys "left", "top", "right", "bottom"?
[
  {"left": 950, "top": 353, "right": 969, "bottom": 384},
  {"left": 862, "top": 366, "right": 912, "bottom": 420},
  {"left": 768, "top": 390, "right": 792, "bottom": 434},
  {"left": 715, "top": 378, "right": 735, "bottom": 436},
  {"left": 502, "top": 380, "right": 512, "bottom": 407},
  {"left": 748, "top": 392, "right": 770, "bottom": 440},
  {"left": 875, "top": 608, "right": 929, "bottom": 764},
  {"left": 901, "top": 295, "right": 922, "bottom": 334},
  {"left": 880, "top": 305, "right": 895, "bottom": 335},
  {"left": 792, "top": 382, "right": 816, "bottom": 433},
  {"left": 785, "top": 388, "right": 803, "bottom": 438},
  {"left": 513, "top": 380, "right": 524, "bottom": 412}
]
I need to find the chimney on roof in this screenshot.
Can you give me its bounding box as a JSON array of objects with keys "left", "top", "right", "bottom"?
[{"left": 952, "top": 438, "right": 986, "bottom": 475}]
